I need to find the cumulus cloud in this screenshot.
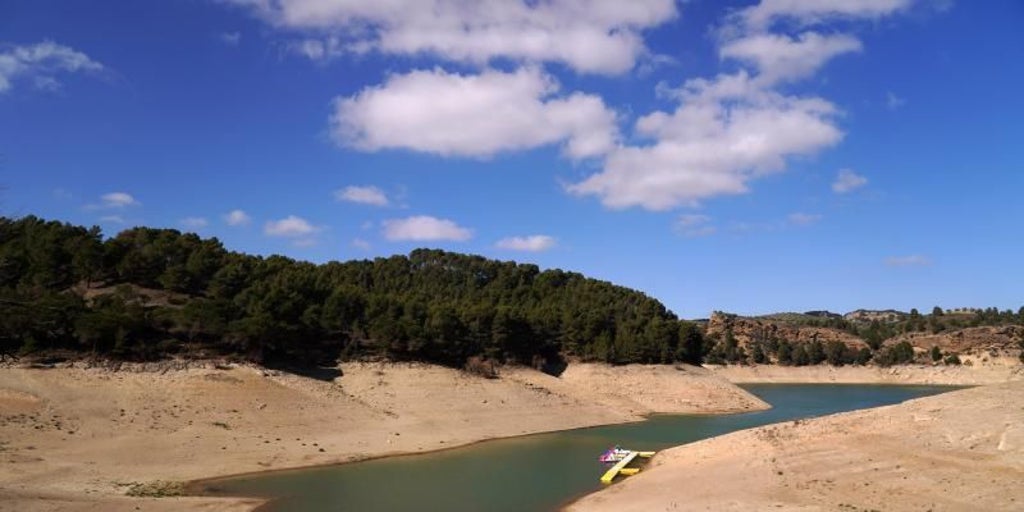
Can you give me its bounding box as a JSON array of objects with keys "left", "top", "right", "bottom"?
[
  {"left": 225, "top": 0, "right": 678, "bottom": 74},
  {"left": 224, "top": 209, "right": 252, "bottom": 226},
  {"left": 181, "top": 217, "right": 209, "bottom": 229},
  {"left": 330, "top": 67, "right": 617, "bottom": 159},
  {"left": 566, "top": 0, "right": 922, "bottom": 211},
  {"left": 720, "top": 32, "right": 862, "bottom": 84},
  {"left": 832, "top": 168, "right": 868, "bottom": 193},
  {"left": 383, "top": 215, "right": 471, "bottom": 241},
  {"left": 569, "top": 71, "right": 843, "bottom": 210},
  {"left": 265, "top": 215, "right": 319, "bottom": 237},
  {"left": 0, "top": 40, "right": 103, "bottom": 93},
  {"left": 495, "top": 235, "right": 556, "bottom": 252},
  {"left": 335, "top": 185, "right": 389, "bottom": 206},
  {"left": 886, "top": 254, "right": 931, "bottom": 267},
  {"left": 787, "top": 212, "right": 822, "bottom": 225},
  {"left": 351, "top": 238, "right": 371, "bottom": 250}
]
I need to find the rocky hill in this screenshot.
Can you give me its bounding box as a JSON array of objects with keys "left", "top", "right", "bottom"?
[
  {"left": 844, "top": 309, "right": 905, "bottom": 323},
  {"left": 705, "top": 311, "right": 1023, "bottom": 367},
  {"left": 885, "top": 325, "right": 1023, "bottom": 364},
  {"left": 706, "top": 312, "right": 867, "bottom": 349}
]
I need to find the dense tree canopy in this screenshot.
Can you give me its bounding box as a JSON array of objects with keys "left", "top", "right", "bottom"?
[
  {"left": 4, "top": 216, "right": 1018, "bottom": 371},
  {"left": 0, "top": 216, "right": 704, "bottom": 370}
]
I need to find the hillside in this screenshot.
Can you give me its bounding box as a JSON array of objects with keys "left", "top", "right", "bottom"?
[
  {"left": 0, "top": 216, "right": 703, "bottom": 370},
  {"left": 703, "top": 310, "right": 1024, "bottom": 368},
  {"left": 2, "top": 215, "right": 1021, "bottom": 373}
]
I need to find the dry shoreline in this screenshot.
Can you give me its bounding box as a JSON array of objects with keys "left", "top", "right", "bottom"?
[
  {"left": 709, "top": 360, "right": 1023, "bottom": 385},
  {"left": 3, "top": 361, "right": 1019, "bottom": 511},
  {"left": 0, "top": 361, "right": 765, "bottom": 511},
  {"left": 568, "top": 369, "right": 1024, "bottom": 512}
]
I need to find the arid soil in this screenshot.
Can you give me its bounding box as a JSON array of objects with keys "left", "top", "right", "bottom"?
[
  {"left": 567, "top": 381, "right": 1024, "bottom": 511},
  {"left": 0, "top": 361, "right": 764, "bottom": 511},
  {"left": 710, "top": 360, "right": 1023, "bottom": 385}
]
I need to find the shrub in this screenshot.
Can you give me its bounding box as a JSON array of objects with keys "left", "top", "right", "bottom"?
[{"left": 464, "top": 356, "right": 498, "bottom": 379}]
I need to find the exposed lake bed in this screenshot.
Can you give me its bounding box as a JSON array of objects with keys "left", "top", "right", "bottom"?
[
  {"left": 198, "top": 384, "right": 954, "bottom": 512},
  {"left": 1, "top": 363, "right": 1019, "bottom": 511}
]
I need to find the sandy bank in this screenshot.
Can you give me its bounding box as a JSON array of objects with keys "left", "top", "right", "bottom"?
[
  {"left": 567, "top": 381, "right": 1024, "bottom": 512},
  {"left": 710, "top": 361, "right": 1023, "bottom": 385},
  {"left": 0, "top": 362, "right": 764, "bottom": 511}
]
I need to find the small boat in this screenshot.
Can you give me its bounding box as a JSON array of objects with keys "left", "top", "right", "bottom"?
[
  {"left": 598, "top": 447, "right": 657, "bottom": 484},
  {"left": 598, "top": 445, "right": 631, "bottom": 463}
]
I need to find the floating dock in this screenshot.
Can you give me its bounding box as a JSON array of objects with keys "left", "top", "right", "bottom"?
[{"left": 599, "top": 451, "right": 655, "bottom": 484}]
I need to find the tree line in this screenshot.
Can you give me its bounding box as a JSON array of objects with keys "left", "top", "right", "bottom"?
[
  {"left": 0, "top": 216, "right": 704, "bottom": 371},
  {"left": 4, "top": 216, "right": 1019, "bottom": 372}
]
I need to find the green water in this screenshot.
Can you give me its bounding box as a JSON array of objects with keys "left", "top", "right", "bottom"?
[{"left": 200, "top": 384, "right": 954, "bottom": 511}]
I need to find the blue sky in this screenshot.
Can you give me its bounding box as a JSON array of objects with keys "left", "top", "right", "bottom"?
[{"left": 1, "top": 0, "right": 1022, "bottom": 317}]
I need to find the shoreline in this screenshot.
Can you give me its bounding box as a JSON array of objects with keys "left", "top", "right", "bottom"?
[
  {"left": 198, "top": 381, "right": 971, "bottom": 512},
  {"left": 566, "top": 380, "right": 1024, "bottom": 511},
  {"left": 3, "top": 361, "right": 1018, "bottom": 511},
  {"left": 187, "top": 396, "right": 775, "bottom": 501},
  {"left": 0, "top": 361, "right": 766, "bottom": 511},
  {"left": 710, "top": 361, "right": 1023, "bottom": 385}
]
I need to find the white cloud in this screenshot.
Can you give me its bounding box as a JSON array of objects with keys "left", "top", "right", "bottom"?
[
  {"left": 99, "top": 215, "right": 125, "bottom": 224},
  {"left": 734, "top": 0, "right": 914, "bottom": 30},
  {"left": 788, "top": 212, "right": 822, "bottom": 225},
  {"left": 226, "top": 0, "right": 678, "bottom": 74},
  {"left": 224, "top": 209, "right": 252, "bottom": 226},
  {"left": 383, "top": 215, "right": 471, "bottom": 241},
  {"left": 352, "top": 238, "right": 372, "bottom": 250},
  {"left": 181, "top": 217, "right": 209, "bottom": 229},
  {"left": 330, "top": 67, "right": 618, "bottom": 159},
  {"left": 495, "top": 235, "right": 557, "bottom": 252},
  {"left": 832, "top": 168, "right": 868, "bottom": 193},
  {"left": 886, "top": 255, "right": 931, "bottom": 267},
  {"left": 99, "top": 192, "right": 139, "bottom": 208},
  {"left": 567, "top": 0, "right": 924, "bottom": 212},
  {"left": 220, "top": 32, "right": 242, "bottom": 46},
  {"left": 886, "top": 91, "right": 907, "bottom": 109},
  {"left": 720, "top": 32, "right": 862, "bottom": 84},
  {"left": 674, "top": 214, "right": 717, "bottom": 237},
  {"left": 265, "top": 215, "right": 319, "bottom": 237},
  {"left": 569, "top": 71, "right": 843, "bottom": 210},
  {"left": 0, "top": 40, "right": 103, "bottom": 93},
  {"left": 335, "top": 185, "right": 389, "bottom": 206}
]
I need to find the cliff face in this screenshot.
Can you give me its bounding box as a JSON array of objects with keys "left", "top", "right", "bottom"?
[
  {"left": 706, "top": 313, "right": 867, "bottom": 349},
  {"left": 886, "top": 325, "right": 1023, "bottom": 357},
  {"left": 706, "top": 312, "right": 1023, "bottom": 364},
  {"left": 844, "top": 309, "right": 905, "bottom": 323}
]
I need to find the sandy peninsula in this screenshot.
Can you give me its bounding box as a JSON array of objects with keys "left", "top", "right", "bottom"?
[
  {"left": 0, "top": 361, "right": 765, "bottom": 511},
  {"left": 567, "top": 380, "right": 1024, "bottom": 511},
  {"left": 710, "top": 359, "right": 1024, "bottom": 385}
]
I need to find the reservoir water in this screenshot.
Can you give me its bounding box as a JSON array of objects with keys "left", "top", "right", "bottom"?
[{"left": 201, "top": 384, "right": 954, "bottom": 511}]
